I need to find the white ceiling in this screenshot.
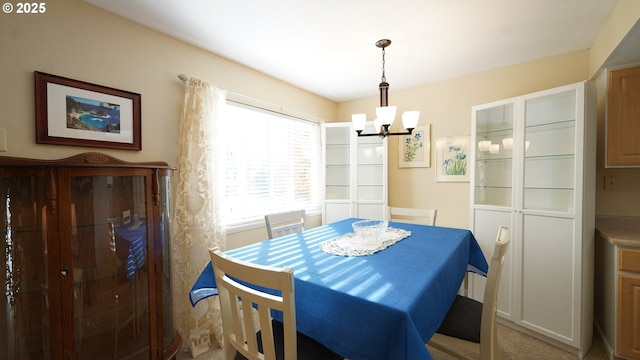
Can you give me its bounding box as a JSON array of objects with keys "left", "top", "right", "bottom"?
[{"left": 84, "top": 0, "right": 621, "bottom": 102}]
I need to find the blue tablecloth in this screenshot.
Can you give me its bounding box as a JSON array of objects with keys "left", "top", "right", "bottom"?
[{"left": 190, "top": 218, "right": 488, "bottom": 360}]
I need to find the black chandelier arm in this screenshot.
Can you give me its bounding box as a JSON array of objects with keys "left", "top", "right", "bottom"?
[
  {"left": 355, "top": 127, "right": 414, "bottom": 138},
  {"left": 390, "top": 128, "right": 414, "bottom": 136}
]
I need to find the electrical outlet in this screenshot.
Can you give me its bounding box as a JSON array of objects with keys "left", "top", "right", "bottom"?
[{"left": 604, "top": 175, "right": 616, "bottom": 191}]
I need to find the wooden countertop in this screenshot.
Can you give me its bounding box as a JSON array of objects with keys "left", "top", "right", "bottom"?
[{"left": 596, "top": 216, "right": 640, "bottom": 247}]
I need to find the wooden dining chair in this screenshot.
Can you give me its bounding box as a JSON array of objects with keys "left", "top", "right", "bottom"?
[
  {"left": 264, "top": 209, "right": 306, "bottom": 239},
  {"left": 387, "top": 206, "right": 437, "bottom": 226},
  {"left": 209, "top": 248, "right": 343, "bottom": 360},
  {"left": 427, "top": 226, "right": 511, "bottom": 360}
]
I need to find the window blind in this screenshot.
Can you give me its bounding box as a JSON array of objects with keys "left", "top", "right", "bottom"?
[{"left": 222, "top": 101, "right": 320, "bottom": 226}]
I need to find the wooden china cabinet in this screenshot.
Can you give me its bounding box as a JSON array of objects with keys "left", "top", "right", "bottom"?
[{"left": 0, "top": 152, "right": 181, "bottom": 360}]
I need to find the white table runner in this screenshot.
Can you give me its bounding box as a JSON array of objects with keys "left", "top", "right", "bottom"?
[{"left": 320, "top": 227, "right": 411, "bottom": 256}]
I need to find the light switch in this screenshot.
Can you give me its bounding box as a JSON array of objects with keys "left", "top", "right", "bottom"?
[
  {"left": 0, "top": 128, "right": 6, "bottom": 151},
  {"left": 604, "top": 175, "right": 616, "bottom": 191}
]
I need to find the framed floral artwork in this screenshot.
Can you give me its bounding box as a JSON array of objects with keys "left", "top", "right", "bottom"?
[
  {"left": 399, "top": 125, "right": 430, "bottom": 168},
  {"left": 435, "top": 136, "right": 470, "bottom": 182}
]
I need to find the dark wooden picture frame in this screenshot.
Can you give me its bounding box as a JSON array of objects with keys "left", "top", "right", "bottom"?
[{"left": 35, "top": 71, "right": 141, "bottom": 150}]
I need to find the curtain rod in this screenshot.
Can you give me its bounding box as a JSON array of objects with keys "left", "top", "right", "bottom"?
[{"left": 177, "top": 74, "right": 325, "bottom": 123}]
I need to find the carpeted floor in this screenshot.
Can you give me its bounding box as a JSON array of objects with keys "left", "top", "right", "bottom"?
[{"left": 176, "top": 324, "right": 609, "bottom": 360}]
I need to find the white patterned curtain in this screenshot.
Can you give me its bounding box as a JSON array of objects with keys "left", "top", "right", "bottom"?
[{"left": 172, "top": 77, "right": 227, "bottom": 356}]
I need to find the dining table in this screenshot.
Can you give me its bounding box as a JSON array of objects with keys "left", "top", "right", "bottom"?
[{"left": 190, "top": 218, "right": 488, "bottom": 360}]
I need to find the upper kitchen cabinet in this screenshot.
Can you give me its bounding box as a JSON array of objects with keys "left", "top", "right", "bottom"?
[{"left": 607, "top": 65, "right": 640, "bottom": 167}]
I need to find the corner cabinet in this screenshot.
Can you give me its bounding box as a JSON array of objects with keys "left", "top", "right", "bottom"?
[
  {"left": 322, "top": 122, "right": 388, "bottom": 224},
  {"left": 469, "top": 82, "right": 596, "bottom": 357},
  {"left": 0, "top": 153, "right": 182, "bottom": 360}
]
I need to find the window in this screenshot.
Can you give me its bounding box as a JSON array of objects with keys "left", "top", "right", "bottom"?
[{"left": 221, "top": 101, "right": 320, "bottom": 228}]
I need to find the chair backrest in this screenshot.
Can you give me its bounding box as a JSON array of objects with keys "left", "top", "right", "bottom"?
[
  {"left": 387, "top": 207, "right": 437, "bottom": 226},
  {"left": 210, "top": 248, "right": 298, "bottom": 360},
  {"left": 265, "top": 209, "right": 306, "bottom": 239},
  {"left": 480, "top": 226, "right": 511, "bottom": 359}
]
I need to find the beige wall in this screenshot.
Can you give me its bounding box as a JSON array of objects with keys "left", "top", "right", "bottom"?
[
  {"left": 0, "top": 0, "right": 336, "bottom": 162},
  {"left": 0, "top": 0, "right": 334, "bottom": 246},
  {"left": 589, "top": 0, "right": 640, "bottom": 79},
  {"left": 590, "top": 0, "right": 640, "bottom": 217},
  {"left": 1, "top": 0, "right": 639, "bottom": 245},
  {"left": 338, "top": 51, "right": 591, "bottom": 228},
  {"left": 336, "top": 0, "right": 640, "bottom": 226}
]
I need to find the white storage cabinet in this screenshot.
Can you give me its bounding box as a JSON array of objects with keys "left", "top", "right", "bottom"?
[
  {"left": 469, "top": 81, "right": 596, "bottom": 357},
  {"left": 322, "top": 122, "right": 388, "bottom": 224}
]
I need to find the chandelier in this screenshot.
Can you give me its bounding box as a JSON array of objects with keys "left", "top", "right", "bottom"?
[{"left": 352, "top": 39, "right": 420, "bottom": 137}]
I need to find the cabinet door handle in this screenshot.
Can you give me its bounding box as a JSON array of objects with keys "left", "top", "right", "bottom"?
[{"left": 60, "top": 269, "right": 68, "bottom": 276}]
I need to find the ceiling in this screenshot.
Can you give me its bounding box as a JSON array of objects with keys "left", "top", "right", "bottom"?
[{"left": 84, "top": 0, "right": 622, "bottom": 103}]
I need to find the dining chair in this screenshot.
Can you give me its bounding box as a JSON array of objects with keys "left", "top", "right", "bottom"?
[
  {"left": 427, "top": 226, "right": 511, "bottom": 360},
  {"left": 264, "top": 209, "right": 306, "bottom": 239},
  {"left": 209, "top": 248, "right": 343, "bottom": 360},
  {"left": 387, "top": 206, "right": 437, "bottom": 226}
]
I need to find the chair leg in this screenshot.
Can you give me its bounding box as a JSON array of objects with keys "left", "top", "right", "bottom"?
[
  {"left": 427, "top": 342, "right": 475, "bottom": 360},
  {"left": 463, "top": 273, "right": 469, "bottom": 297},
  {"left": 479, "top": 321, "right": 500, "bottom": 360}
]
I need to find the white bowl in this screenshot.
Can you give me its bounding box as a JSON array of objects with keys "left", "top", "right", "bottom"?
[{"left": 352, "top": 219, "right": 388, "bottom": 242}]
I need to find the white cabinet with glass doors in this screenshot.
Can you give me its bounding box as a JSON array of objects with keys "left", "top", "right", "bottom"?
[
  {"left": 469, "top": 81, "right": 596, "bottom": 357},
  {"left": 322, "top": 122, "right": 388, "bottom": 224}
]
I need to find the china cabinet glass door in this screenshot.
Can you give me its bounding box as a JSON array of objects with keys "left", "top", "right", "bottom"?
[
  {"left": 324, "top": 126, "right": 351, "bottom": 201},
  {"left": 0, "top": 169, "right": 50, "bottom": 360},
  {"left": 471, "top": 100, "right": 516, "bottom": 319},
  {"left": 473, "top": 102, "right": 515, "bottom": 207},
  {"left": 519, "top": 88, "right": 580, "bottom": 343},
  {"left": 355, "top": 122, "right": 387, "bottom": 220},
  {"left": 523, "top": 90, "right": 577, "bottom": 213},
  {"left": 158, "top": 175, "right": 176, "bottom": 347},
  {"left": 70, "top": 173, "right": 151, "bottom": 360},
  {"left": 323, "top": 125, "right": 352, "bottom": 223},
  {"left": 323, "top": 122, "right": 388, "bottom": 223}
]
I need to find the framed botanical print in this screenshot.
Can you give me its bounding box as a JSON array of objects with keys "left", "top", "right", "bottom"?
[
  {"left": 435, "top": 136, "right": 470, "bottom": 182},
  {"left": 398, "top": 125, "right": 430, "bottom": 168}
]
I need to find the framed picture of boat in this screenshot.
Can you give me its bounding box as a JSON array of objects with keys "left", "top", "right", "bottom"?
[{"left": 35, "top": 71, "right": 141, "bottom": 150}]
